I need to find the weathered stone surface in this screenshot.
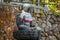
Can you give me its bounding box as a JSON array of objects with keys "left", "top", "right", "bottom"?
[
  {"left": 41, "top": 23, "right": 46, "bottom": 28},
  {"left": 41, "top": 14, "right": 46, "bottom": 20},
  {"left": 57, "top": 17, "right": 60, "bottom": 22},
  {"left": 52, "top": 15, "right": 57, "bottom": 21},
  {"left": 58, "top": 25, "right": 60, "bottom": 31},
  {"left": 57, "top": 34, "right": 60, "bottom": 40},
  {"left": 36, "top": 13, "right": 60, "bottom": 40},
  {"left": 41, "top": 37, "right": 46, "bottom": 40},
  {"left": 49, "top": 18, "right": 55, "bottom": 24},
  {"left": 48, "top": 36, "right": 57, "bottom": 40}
]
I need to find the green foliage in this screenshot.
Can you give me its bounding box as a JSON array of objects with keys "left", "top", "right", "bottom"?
[
  {"left": 47, "top": 0, "right": 57, "bottom": 12},
  {"left": 54, "top": 13, "right": 60, "bottom": 17},
  {"left": 33, "top": 0, "right": 36, "bottom": 4},
  {"left": 41, "top": 0, "right": 57, "bottom": 12},
  {"left": 49, "top": 0, "right": 57, "bottom": 2},
  {"left": 39, "top": 11, "right": 44, "bottom": 15},
  {"left": 48, "top": 5, "right": 55, "bottom": 11},
  {"left": 45, "top": 13, "right": 48, "bottom": 16}
]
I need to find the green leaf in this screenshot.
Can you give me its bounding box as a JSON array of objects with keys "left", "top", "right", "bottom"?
[{"left": 48, "top": 5, "right": 55, "bottom": 11}]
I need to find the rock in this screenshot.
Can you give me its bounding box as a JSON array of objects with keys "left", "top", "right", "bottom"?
[
  {"left": 52, "top": 24, "right": 58, "bottom": 29},
  {"left": 52, "top": 16, "right": 57, "bottom": 22},
  {"left": 41, "top": 37, "right": 46, "bottom": 40},
  {"left": 41, "top": 23, "right": 46, "bottom": 28},
  {"left": 38, "top": 19, "right": 43, "bottom": 25},
  {"left": 53, "top": 27, "right": 59, "bottom": 33},
  {"left": 58, "top": 24, "right": 60, "bottom": 31},
  {"left": 57, "top": 34, "right": 60, "bottom": 40},
  {"left": 54, "top": 24, "right": 58, "bottom": 27},
  {"left": 55, "top": 22, "right": 60, "bottom": 24},
  {"left": 44, "top": 26, "right": 49, "bottom": 32},
  {"left": 41, "top": 32, "right": 46, "bottom": 37},
  {"left": 48, "top": 36, "right": 57, "bottom": 40},
  {"left": 41, "top": 14, "right": 46, "bottom": 20},
  {"left": 57, "top": 17, "right": 60, "bottom": 22},
  {"left": 45, "top": 37, "right": 50, "bottom": 40},
  {"left": 44, "top": 21, "right": 53, "bottom": 32},
  {"left": 46, "top": 15, "right": 51, "bottom": 21},
  {"left": 46, "top": 21, "right": 52, "bottom": 28},
  {"left": 49, "top": 18, "right": 55, "bottom": 24}
]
